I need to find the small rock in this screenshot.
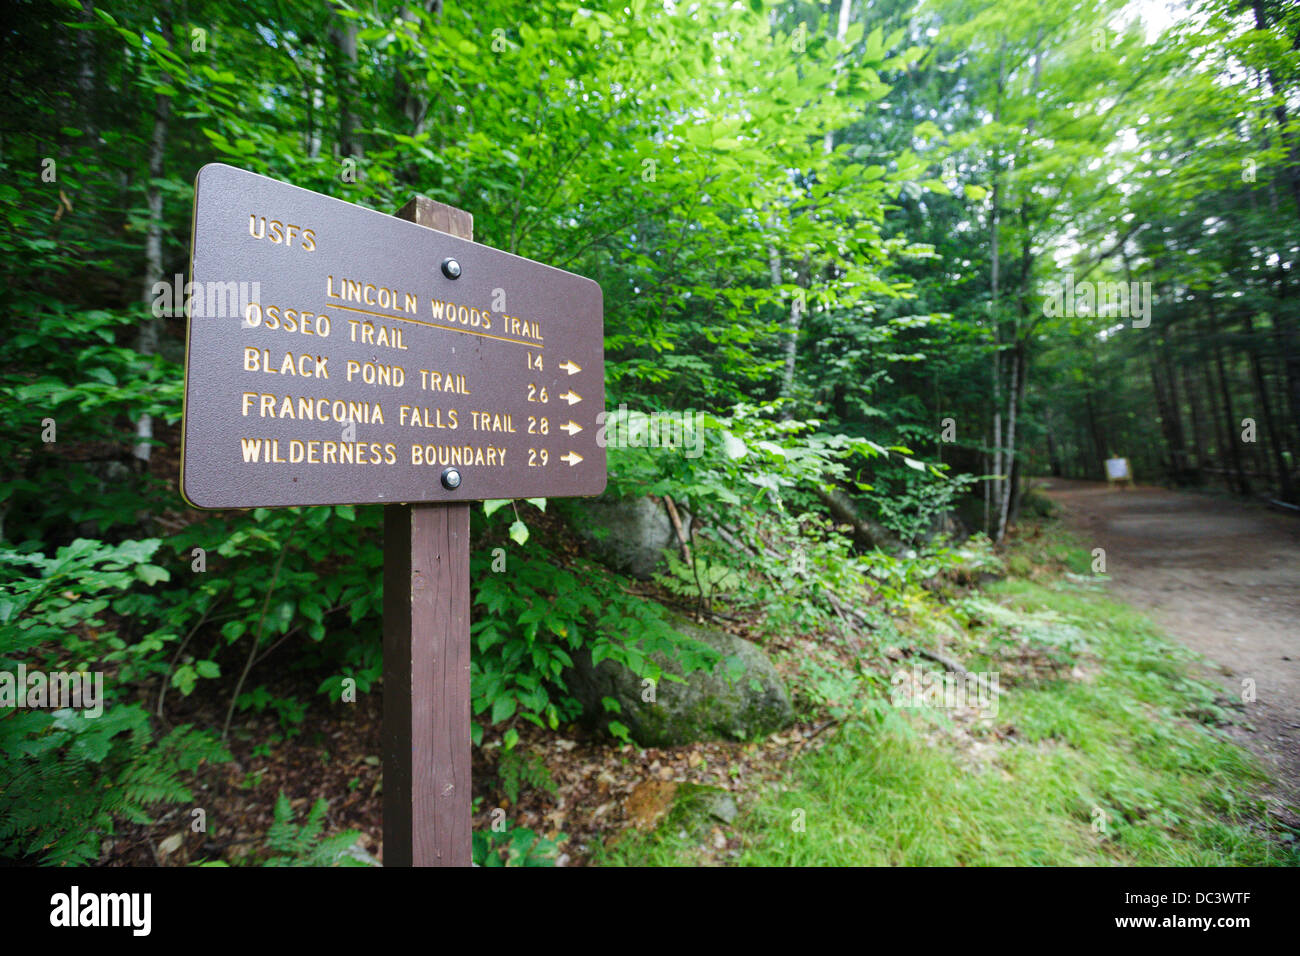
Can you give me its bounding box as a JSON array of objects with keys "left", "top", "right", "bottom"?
[
  {"left": 700, "top": 791, "right": 739, "bottom": 824},
  {"left": 158, "top": 832, "right": 184, "bottom": 857}
]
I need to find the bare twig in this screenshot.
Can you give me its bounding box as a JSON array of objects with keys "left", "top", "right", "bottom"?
[
  {"left": 662, "top": 494, "right": 692, "bottom": 565},
  {"left": 689, "top": 522, "right": 712, "bottom": 616},
  {"left": 663, "top": 494, "right": 705, "bottom": 618},
  {"left": 912, "top": 647, "right": 1000, "bottom": 697},
  {"left": 223, "top": 516, "right": 302, "bottom": 741},
  {"left": 156, "top": 590, "right": 228, "bottom": 724},
  {"left": 804, "top": 718, "right": 842, "bottom": 742},
  {"left": 250, "top": 601, "right": 358, "bottom": 668}
]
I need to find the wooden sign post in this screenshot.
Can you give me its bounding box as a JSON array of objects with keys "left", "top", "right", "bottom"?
[
  {"left": 383, "top": 197, "right": 473, "bottom": 867},
  {"left": 182, "top": 166, "right": 606, "bottom": 867}
]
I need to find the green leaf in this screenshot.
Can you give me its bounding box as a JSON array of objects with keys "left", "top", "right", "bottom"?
[
  {"left": 509, "top": 520, "right": 529, "bottom": 546},
  {"left": 274, "top": 599, "right": 295, "bottom": 632},
  {"left": 864, "top": 25, "right": 884, "bottom": 59},
  {"left": 171, "top": 664, "right": 197, "bottom": 696},
  {"left": 491, "top": 696, "right": 517, "bottom": 724},
  {"left": 483, "top": 499, "right": 510, "bottom": 517},
  {"left": 134, "top": 564, "right": 170, "bottom": 586}
]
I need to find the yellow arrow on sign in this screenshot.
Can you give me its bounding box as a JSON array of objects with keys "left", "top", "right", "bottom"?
[
  {"left": 560, "top": 452, "right": 583, "bottom": 467},
  {"left": 560, "top": 420, "right": 583, "bottom": 436},
  {"left": 558, "top": 360, "right": 582, "bottom": 376},
  {"left": 559, "top": 390, "right": 582, "bottom": 405}
]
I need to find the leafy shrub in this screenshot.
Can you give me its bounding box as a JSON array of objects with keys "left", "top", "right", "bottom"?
[
  {"left": 0, "top": 711, "right": 227, "bottom": 865},
  {"left": 0, "top": 304, "right": 181, "bottom": 543},
  {"left": 0, "top": 536, "right": 175, "bottom": 678},
  {"left": 1019, "top": 486, "right": 1059, "bottom": 519},
  {"left": 0, "top": 535, "right": 230, "bottom": 864},
  {"left": 860, "top": 460, "right": 980, "bottom": 544},
  {"left": 257, "top": 792, "right": 370, "bottom": 867},
  {"left": 495, "top": 746, "right": 558, "bottom": 804},
  {"left": 579, "top": 402, "right": 952, "bottom": 639},
  {"left": 470, "top": 543, "right": 719, "bottom": 745},
  {"left": 473, "top": 823, "right": 562, "bottom": 867}
]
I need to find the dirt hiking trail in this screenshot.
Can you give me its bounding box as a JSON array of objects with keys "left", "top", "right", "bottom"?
[{"left": 1039, "top": 478, "right": 1300, "bottom": 822}]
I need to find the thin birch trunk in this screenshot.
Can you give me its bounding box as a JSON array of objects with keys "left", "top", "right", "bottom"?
[
  {"left": 134, "top": 4, "right": 172, "bottom": 465},
  {"left": 996, "top": 345, "right": 1019, "bottom": 541}
]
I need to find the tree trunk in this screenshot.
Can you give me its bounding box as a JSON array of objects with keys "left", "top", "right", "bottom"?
[
  {"left": 1243, "top": 313, "right": 1290, "bottom": 499},
  {"left": 822, "top": 0, "right": 854, "bottom": 154},
  {"left": 1085, "top": 390, "right": 1107, "bottom": 478},
  {"left": 1252, "top": 0, "right": 1300, "bottom": 221},
  {"left": 1148, "top": 356, "right": 1176, "bottom": 477},
  {"left": 1202, "top": 345, "right": 1236, "bottom": 492},
  {"left": 982, "top": 447, "right": 991, "bottom": 532},
  {"left": 1206, "top": 298, "right": 1251, "bottom": 495},
  {"left": 134, "top": 5, "right": 172, "bottom": 466},
  {"left": 1159, "top": 331, "right": 1189, "bottom": 477},
  {"left": 1005, "top": 341, "right": 1029, "bottom": 528},
  {"left": 331, "top": 3, "right": 361, "bottom": 159},
  {"left": 987, "top": 42, "right": 1005, "bottom": 534},
  {"left": 1044, "top": 410, "right": 1062, "bottom": 476},
  {"left": 812, "top": 484, "right": 902, "bottom": 553},
  {"left": 996, "top": 343, "right": 1020, "bottom": 540},
  {"left": 1181, "top": 354, "right": 1208, "bottom": 479},
  {"left": 76, "top": 1, "right": 96, "bottom": 137},
  {"left": 395, "top": 1, "right": 443, "bottom": 136}
]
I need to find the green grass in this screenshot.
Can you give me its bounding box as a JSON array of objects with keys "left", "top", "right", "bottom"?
[{"left": 598, "top": 571, "right": 1298, "bottom": 866}]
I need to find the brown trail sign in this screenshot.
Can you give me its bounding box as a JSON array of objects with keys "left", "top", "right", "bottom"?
[
  {"left": 183, "top": 163, "right": 605, "bottom": 508},
  {"left": 181, "top": 165, "right": 607, "bottom": 866}
]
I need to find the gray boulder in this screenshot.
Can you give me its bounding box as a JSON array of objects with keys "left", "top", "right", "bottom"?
[
  {"left": 573, "top": 496, "right": 688, "bottom": 580},
  {"left": 564, "top": 615, "right": 794, "bottom": 747},
  {"left": 919, "top": 509, "right": 969, "bottom": 545}
]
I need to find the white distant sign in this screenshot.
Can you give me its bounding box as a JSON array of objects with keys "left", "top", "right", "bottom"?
[{"left": 1105, "top": 457, "right": 1130, "bottom": 481}]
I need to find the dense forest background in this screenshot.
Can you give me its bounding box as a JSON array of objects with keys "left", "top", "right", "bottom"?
[{"left": 1, "top": 0, "right": 1297, "bottom": 865}]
